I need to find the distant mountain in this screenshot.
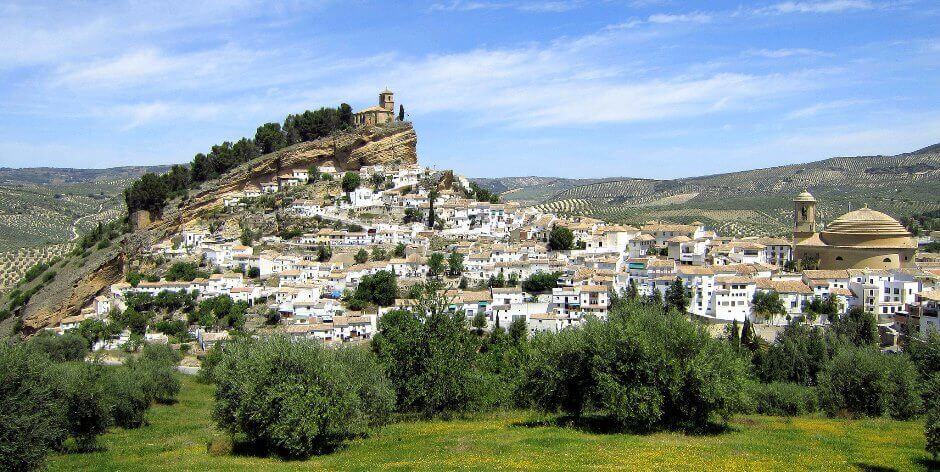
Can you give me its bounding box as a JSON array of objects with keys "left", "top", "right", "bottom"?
[{"left": 478, "top": 144, "right": 940, "bottom": 237}]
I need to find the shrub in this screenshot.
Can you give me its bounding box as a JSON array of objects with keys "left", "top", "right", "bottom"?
[
  {"left": 0, "top": 343, "right": 66, "bottom": 470},
  {"left": 746, "top": 381, "right": 818, "bottom": 416},
  {"left": 817, "top": 347, "right": 887, "bottom": 418},
  {"left": 927, "top": 374, "right": 940, "bottom": 459},
  {"left": 372, "top": 284, "right": 495, "bottom": 416},
  {"left": 26, "top": 332, "right": 88, "bottom": 362},
  {"left": 106, "top": 368, "right": 150, "bottom": 429},
  {"left": 884, "top": 354, "right": 923, "bottom": 420},
  {"left": 126, "top": 344, "right": 181, "bottom": 404},
  {"left": 758, "top": 323, "right": 828, "bottom": 386},
  {"left": 927, "top": 410, "right": 940, "bottom": 460},
  {"left": 212, "top": 336, "right": 394, "bottom": 458},
  {"left": 51, "top": 362, "right": 112, "bottom": 451},
  {"left": 524, "top": 303, "right": 748, "bottom": 432}
]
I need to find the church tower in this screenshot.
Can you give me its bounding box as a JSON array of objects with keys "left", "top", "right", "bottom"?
[
  {"left": 793, "top": 190, "right": 817, "bottom": 243},
  {"left": 379, "top": 89, "right": 394, "bottom": 111}
]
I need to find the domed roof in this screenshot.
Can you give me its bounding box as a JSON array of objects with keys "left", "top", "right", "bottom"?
[
  {"left": 819, "top": 206, "right": 916, "bottom": 249},
  {"left": 824, "top": 207, "right": 909, "bottom": 236},
  {"left": 794, "top": 190, "right": 816, "bottom": 202}
]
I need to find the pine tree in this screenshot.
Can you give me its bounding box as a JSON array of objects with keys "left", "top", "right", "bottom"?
[
  {"left": 729, "top": 319, "right": 740, "bottom": 348},
  {"left": 626, "top": 279, "right": 639, "bottom": 301},
  {"left": 741, "top": 318, "right": 753, "bottom": 349}
]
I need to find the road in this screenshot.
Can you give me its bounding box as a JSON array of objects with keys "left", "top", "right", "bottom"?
[{"left": 98, "top": 357, "right": 200, "bottom": 376}]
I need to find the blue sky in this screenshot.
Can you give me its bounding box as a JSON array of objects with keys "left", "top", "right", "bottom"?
[{"left": 0, "top": 0, "right": 938, "bottom": 178}]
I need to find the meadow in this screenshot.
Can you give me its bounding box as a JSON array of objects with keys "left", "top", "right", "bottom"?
[{"left": 48, "top": 374, "right": 935, "bottom": 471}]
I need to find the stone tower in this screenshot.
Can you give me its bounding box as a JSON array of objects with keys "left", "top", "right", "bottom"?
[
  {"left": 379, "top": 89, "right": 394, "bottom": 112},
  {"left": 793, "top": 190, "right": 817, "bottom": 243}
]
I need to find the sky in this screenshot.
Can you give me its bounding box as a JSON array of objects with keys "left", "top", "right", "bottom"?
[{"left": 0, "top": 0, "right": 938, "bottom": 178}]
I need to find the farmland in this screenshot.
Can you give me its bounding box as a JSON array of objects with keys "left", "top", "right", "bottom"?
[
  {"left": 478, "top": 145, "right": 940, "bottom": 236},
  {"left": 47, "top": 374, "right": 934, "bottom": 471}
]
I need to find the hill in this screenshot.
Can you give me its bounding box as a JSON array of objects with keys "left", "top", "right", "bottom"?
[
  {"left": 472, "top": 176, "right": 625, "bottom": 205},
  {"left": 0, "top": 165, "right": 170, "bottom": 293},
  {"left": 0, "top": 123, "right": 417, "bottom": 336},
  {"left": 483, "top": 145, "right": 940, "bottom": 237}
]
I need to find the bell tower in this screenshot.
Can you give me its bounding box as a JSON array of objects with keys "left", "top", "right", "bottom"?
[
  {"left": 379, "top": 89, "right": 394, "bottom": 111},
  {"left": 793, "top": 190, "right": 817, "bottom": 243}
]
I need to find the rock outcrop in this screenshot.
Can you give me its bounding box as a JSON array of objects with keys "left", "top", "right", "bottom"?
[
  {"left": 15, "top": 123, "right": 418, "bottom": 334},
  {"left": 150, "top": 122, "right": 417, "bottom": 237},
  {"left": 20, "top": 245, "right": 124, "bottom": 335}
]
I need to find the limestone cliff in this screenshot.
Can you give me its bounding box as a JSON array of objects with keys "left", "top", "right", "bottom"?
[
  {"left": 13, "top": 123, "right": 417, "bottom": 335},
  {"left": 149, "top": 122, "right": 417, "bottom": 237},
  {"left": 19, "top": 245, "right": 124, "bottom": 335}
]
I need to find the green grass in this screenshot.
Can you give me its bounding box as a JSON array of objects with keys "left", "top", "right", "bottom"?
[{"left": 48, "top": 375, "right": 935, "bottom": 471}]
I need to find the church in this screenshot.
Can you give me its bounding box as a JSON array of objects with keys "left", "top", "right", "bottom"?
[
  {"left": 792, "top": 190, "right": 917, "bottom": 270},
  {"left": 353, "top": 89, "right": 396, "bottom": 126}
]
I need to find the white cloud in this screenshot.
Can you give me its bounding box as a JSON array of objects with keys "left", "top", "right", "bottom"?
[
  {"left": 109, "top": 102, "right": 224, "bottom": 129},
  {"left": 746, "top": 48, "right": 829, "bottom": 58},
  {"left": 761, "top": 0, "right": 873, "bottom": 14},
  {"left": 429, "top": 0, "right": 582, "bottom": 13},
  {"left": 784, "top": 99, "right": 867, "bottom": 119},
  {"left": 648, "top": 12, "right": 712, "bottom": 23}
]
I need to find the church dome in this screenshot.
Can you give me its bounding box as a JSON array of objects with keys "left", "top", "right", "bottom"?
[
  {"left": 820, "top": 207, "right": 916, "bottom": 248},
  {"left": 794, "top": 190, "right": 816, "bottom": 202}
]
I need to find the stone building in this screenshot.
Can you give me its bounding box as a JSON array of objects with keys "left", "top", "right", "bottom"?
[
  {"left": 353, "top": 89, "right": 395, "bottom": 126},
  {"left": 792, "top": 190, "right": 917, "bottom": 270}
]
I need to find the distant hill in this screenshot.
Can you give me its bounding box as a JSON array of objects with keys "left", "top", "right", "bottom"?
[
  {"left": 472, "top": 176, "right": 626, "bottom": 204},
  {"left": 477, "top": 144, "right": 940, "bottom": 237},
  {"left": 0, "top": 165, "right": 173, "bottom": 186},
  {"left": 0, "top": 164, "right": 171, "bottom": 281}
]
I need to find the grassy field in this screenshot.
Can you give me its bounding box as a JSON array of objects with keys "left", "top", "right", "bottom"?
[{"left": 47, "top": 374, "right": 935, "bottom": 471}]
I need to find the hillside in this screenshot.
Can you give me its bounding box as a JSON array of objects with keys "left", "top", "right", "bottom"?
[
  {"left": 472, "top": 176, "right": 625, "bottom": 205},
  {"left": 488, "top": 146, "right": 940, "bottom": 237},
  {"left": 0, "top": 165, "right": 170, "bottom": 294},
  {"left": 0, "top": 123, "right": 417, "bottom": 336}
]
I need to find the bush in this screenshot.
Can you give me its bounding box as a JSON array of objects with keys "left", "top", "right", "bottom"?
[
  {"left": 126, "top": 344, "right": 181, "bottom": 404},
  {"left": 212, "top": 336, "right": 394, "bottom": 458},
  {"left": 884, "top": 354, "right": 922, "bottom": 420},
  {"left": 51, "top": 362, "right": 112, "bottom": 451},
  {"left": 927, "top": 409, "right": 940, "bottom": 460},
  {"left": 757, "top": 323, "right": 828, "bottom": 386},
  {"left": 0, "top": 343, "right": 66, "bottom": 470},
  {"left": 524, "top": 303, "right": 748, "bottom": 432},
  {"left": 26, "top": 332, "right": 88, "bottom": 362},
  {"left": 372, "top": 284, "right": 496, "bottom": 416},
  {"left": 746, "top": 381, "right": 818, "bottom": 416},
  {"left": 817, "top": 347, "right": 887, "bottom": 418},
  {"left": 106, "top": 368, "right": 150, "bottom": 429}
]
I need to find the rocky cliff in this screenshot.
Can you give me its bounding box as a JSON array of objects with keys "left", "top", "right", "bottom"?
[
  {"left": 10, "top": 123, "right": 417, "bottom": 335},
  {"left": 150, "top": 122, "right": 417, "bottom": 236}
]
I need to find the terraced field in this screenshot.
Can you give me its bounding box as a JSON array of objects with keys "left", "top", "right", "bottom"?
[
  {"left": 0, "top": 242, "right": 74, "bottom": 292},
  {"left": 528, "top": 146, "right": 940, "bottom": 236},
  {"left": 0, "top": 166, "right": 169, "bottom": 252}
]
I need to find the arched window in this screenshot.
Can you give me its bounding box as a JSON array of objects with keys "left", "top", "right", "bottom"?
[
  {"left": 883, "top": 257, "right": 891, "bottom": 263},
  {"left": 835, "top": 256, "right": 843, "bottom": 261}
]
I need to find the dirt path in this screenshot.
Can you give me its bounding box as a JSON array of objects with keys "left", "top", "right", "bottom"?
[{"left": 70, "top": 202, "right": 106, "bottom": 240}]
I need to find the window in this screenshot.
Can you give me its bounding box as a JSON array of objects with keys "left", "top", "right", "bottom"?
[
  {"left": 883, "top": 258, "right": 891, "bottom": 263},
  {"left": 836, "top": 256, "right": 844, "bottom": 261}
]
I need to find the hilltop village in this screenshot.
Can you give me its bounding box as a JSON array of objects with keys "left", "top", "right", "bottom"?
[{"left": 49, "top": 91, "right": 940, "bottom": 353}]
